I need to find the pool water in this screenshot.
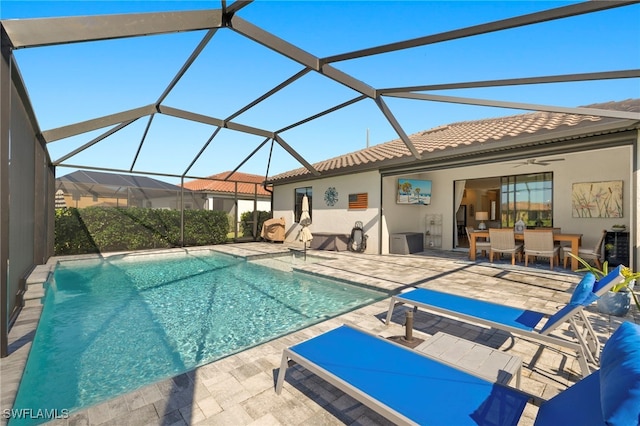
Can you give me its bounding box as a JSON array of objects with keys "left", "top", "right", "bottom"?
[{"left": 12, "top": 251, "right": 385, "bottom": 423}]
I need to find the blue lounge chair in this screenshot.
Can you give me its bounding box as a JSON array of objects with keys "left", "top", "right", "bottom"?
[
  {"left": 275, "top": 321, "right": 640, "bottom": 426},
  {"left": 384, "top": 265, "right": 624, "bottom": 377}
]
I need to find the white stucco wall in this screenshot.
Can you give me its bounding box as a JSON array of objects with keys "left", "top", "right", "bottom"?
[
  {"left": 204, "top": 196, "right": 271, "bottom": 232},
  {"left": 272, "top": 170, "right": 380, "bottom": 253},
  {"left": 205, "top": 197, "right": 270, "bottom": 214},
  {"left": 380, "top": 173, "right": 446, "bottom": 254},
  {"left": 238, "top": 199, "right": 271, "bottom": 216},
  {"left": 274, "top": 143, "right": 635, "bottom": 264},
  {"left": 380, "top": 145, "right": 634, "bottom": 254},
  {"left": 551, "top": 146, "right": 633, "bottom": 249},
  {"left": 151, "top": 194, "right": 205, "bottom": 210}
]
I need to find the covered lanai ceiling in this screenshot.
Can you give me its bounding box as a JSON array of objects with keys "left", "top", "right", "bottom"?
[{"left": 1, "top": 1, "right": 639, "bottom": 184}]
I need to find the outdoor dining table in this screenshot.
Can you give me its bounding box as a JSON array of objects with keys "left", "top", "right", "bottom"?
[{"left": 468, "top": 229, "right": 583, "bottom": 271}]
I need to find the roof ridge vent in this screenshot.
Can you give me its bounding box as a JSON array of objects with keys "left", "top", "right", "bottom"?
[{"left": 421, "top": 124, "right": 450, "bottom": 135}]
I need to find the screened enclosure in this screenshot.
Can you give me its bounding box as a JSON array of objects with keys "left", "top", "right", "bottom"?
[{"left": 1, "top": 1, "right": 639, "bottom": 356}]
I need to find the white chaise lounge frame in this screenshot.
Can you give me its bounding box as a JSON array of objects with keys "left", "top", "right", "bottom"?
[
  {"left": 275, "top": 324, "right": 532, "bottom": 426},
  {"left": 384, "top": 267, "right": 624, "bottom": 377},
  {"left": 276, "top": 336, "right": 415, "bottom": 425},
  {"left": 274, "top": 322, "right": 640, "bottom": 426}
]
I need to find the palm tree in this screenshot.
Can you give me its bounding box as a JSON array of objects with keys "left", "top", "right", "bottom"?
[{"left": 401, "top": 182, "right": 412, "bottom": 201}]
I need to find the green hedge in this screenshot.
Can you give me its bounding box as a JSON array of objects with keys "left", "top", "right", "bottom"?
[
  {"left": 240, "top": 210, "right": 271, "bottom": 238},
  {"left": 55, "top": 207, "right": 229, "bottom": 255}
]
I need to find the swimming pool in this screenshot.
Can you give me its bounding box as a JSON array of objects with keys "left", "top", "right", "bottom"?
[{"left": 11, "top": 250, "right": 385, "bottom": 424}]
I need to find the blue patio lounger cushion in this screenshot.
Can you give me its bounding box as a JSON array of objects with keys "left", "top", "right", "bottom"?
[
  {"left": 598, "top": 321, "right": 640, "bottom": 425},
  {"left": 569, "top": 272, "right": 597, "bottom": 305},
  {"left": 532, "top": 370, "right": 603, "bottom": 426},
  {"left": 534, "top": 321, "right": 640, "bottom": 426},
  {"left": 277, "top": 324, "right": 530, "bottom": 425}
]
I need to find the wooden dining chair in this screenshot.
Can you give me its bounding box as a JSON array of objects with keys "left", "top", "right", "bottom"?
[
  {"left": 563, "top": 229, "right": 607, "bottom": 269},
  {"left": 466, "top": 226, "right": 490, "bottom": 258},
  {"left": 489, "top": 228, "right": 523, "bottom": 265},
  {"left": 523, "top": 230, "right": 560, "bottom": 270}
]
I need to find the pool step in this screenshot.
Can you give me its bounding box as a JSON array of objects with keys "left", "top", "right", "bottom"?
[{"left": 23, "top": 264, "right": 54, "bottom": 306}]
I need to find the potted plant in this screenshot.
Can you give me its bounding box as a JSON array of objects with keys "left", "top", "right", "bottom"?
[{"left": 567, "top": 253, "right": 640, "bottom": 316}]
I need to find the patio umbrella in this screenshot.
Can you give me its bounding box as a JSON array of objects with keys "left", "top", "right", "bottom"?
[{"left": 299, "top": 195, "right": 313, "bottom": 260}]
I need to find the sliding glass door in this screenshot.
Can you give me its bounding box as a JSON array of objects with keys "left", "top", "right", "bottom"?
[{"left": 500, "top": 172, "right": 553, "bottom": 227}]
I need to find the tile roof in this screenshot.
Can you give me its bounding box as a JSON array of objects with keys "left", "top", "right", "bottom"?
[
  {"left": 182, "top": 171, "right": 271, "bottom": 197},
  {"left": 57, "top": 170, "right": 182, "bottom": 191},
  {"left": 269, "top": 99, "right": 640, "bottom": 183}
]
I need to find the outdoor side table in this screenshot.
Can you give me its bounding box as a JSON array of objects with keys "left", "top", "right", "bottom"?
[{"left": 414, "top": 332, "right": 522, "bottom": 389}]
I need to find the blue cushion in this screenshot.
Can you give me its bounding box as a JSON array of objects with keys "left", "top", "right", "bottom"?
[
  {"left": 534, "top": 371, "right": 603, "bottom": 426},
  {"left": 599, "top": 321, "right": 640, "bottom": 425},
  {"left": 569, "top": 273, "right": 598, "bottom": 305}
]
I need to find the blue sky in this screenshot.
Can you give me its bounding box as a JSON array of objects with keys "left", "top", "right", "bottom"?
[{"left": 2, "top": 1, "right": 639, "bottom": 183}]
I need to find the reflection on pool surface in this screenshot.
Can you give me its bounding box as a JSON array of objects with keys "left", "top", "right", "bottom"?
[{"left": 12, "top": 251, "right": 385, "bottom": 423}]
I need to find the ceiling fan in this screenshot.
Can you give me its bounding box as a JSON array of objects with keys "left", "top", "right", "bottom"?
[{"left": 509, "top": 158, "right": 565, "bottom": 167}]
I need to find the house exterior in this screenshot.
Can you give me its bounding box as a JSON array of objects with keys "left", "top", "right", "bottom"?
[
  {"left": 182, "top": 171, "right": 272, "bottom": 232},
  {"left": 268, "top": 99, "right": 640, "bottom": 269},
  {"left": 56, "top": 170, "right": 202, "bottom": 210}
]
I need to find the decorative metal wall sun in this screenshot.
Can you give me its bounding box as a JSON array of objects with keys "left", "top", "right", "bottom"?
[{"left": 324, "top": 187, "right": 338, "bottom": 206}]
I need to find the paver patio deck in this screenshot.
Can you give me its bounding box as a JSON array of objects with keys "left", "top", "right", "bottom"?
[{"left": 1, "top": 242, "right": 637, "bottom": 426}]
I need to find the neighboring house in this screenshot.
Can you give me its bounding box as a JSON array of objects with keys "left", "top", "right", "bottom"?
[
  {"left": 268, "top": 99, "right": 640, "bottom": 265},
  {"left": 182, "top": 171, "right": 272, "bottom": 232},
  {"left": 56, "top": 170, "right": 203, "bottom": 210}
]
